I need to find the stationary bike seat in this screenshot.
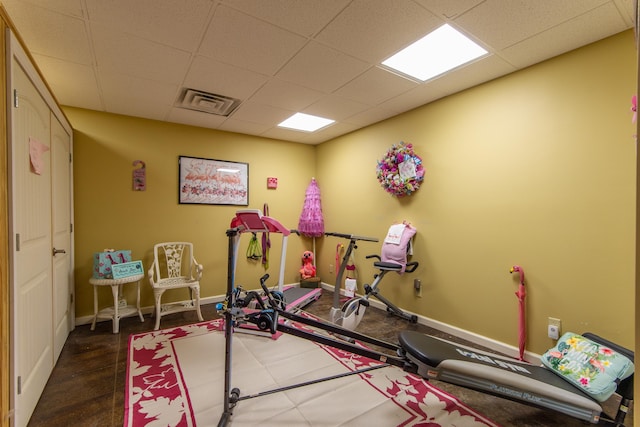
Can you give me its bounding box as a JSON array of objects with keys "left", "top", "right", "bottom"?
[{"left": 373, "top": 261, "right": 404, "bottom": 271}]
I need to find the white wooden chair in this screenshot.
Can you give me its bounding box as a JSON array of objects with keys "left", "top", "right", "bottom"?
[{"left": 148, "top": 242, "right": 204, "bottom": 330}]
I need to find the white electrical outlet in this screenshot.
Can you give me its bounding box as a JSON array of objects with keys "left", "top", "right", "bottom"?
[{"left": 548, "top": 317, "right": 561, "bottom": 339}]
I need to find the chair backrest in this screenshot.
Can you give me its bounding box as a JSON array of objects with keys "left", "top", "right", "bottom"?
[
  {"left": 380, "top": 223, "right": 416, "bottom": 271},
  {"left": 153, "top": 242, "right": 196, "bottom": 281}
]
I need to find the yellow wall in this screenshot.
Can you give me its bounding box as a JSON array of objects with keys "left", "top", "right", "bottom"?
[
  {"left": 316, "top": 30, "right": 636, "bottom": 354},
  {"left": 68, "top": 30, "right": 636, "bottom": 356},
  {"left": 67, "top": 108, "right": 316, "bottom": 318}
]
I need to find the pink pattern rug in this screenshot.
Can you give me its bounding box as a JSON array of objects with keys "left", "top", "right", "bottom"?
[{"left": 125, "top": 318, "right": 500, "bottom": 426}]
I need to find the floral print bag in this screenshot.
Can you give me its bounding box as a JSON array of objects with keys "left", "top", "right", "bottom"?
[{"left": 541, "top": 332, "right": 634, "bottom": 402}]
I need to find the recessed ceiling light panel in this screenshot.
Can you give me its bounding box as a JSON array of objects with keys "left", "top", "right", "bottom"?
[
  {"left": 278, "top": 112, "right": 335, "bottom": 132},
  {"left": 382, "top": 24, "right": 488, "bottom": 82}
]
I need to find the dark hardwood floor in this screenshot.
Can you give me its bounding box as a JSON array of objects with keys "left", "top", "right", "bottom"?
[{"left": 28, "top": 289, "right": 632, "bottom": 426}]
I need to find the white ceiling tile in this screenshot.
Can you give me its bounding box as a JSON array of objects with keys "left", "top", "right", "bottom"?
[
  {"left": 303, "top": 96, "right": 369, "bottom": 121},
  {"left": 412, "top": 0, "right": 485, "bottom": 19},
  {"left": 221, "top": 0, "right": 351, "bottom": 37},
  {"left": 276, "top": 41, "right": 370, "bottom": 93},
  {"left": 422, "top": 54, "right": 516, "bottom": 96},
  {"left": 343, "top": 105, "right": 403, "bottom": 127},
  {"left": 500, "top": 3, "right": 631, "bottom": 68},
  {"left": 248, "top": 79, "right": 324, "bottom": 111},
  {"left": 377, "top": 85, "right": 449, "bottom": 116},
  {"left": 91, "top": 23, "right": 191, "bottom": 84},
  {"left": 260, "top": 125, "right": 318, "bottom": 143},
  {"left": 3, "top": 2, "right": 92, "bottom": 64},
  {"left": 230, "top": 102, "right": 294, "bottom": 126},
  {"left": 184, "top": 56, "right": 269, "bottom": 101},
  {"left": 218, "top": 117, "right": 272, "bottom": 136},
  {"left": 454, "top": 0, "right": 612, "bottom": 50},
  {"left": 85, "top": 0, "right": 214, "bottom": 51},
  {"left": 613, "top": 0, "right": 636, "bottom": 25},
  {"left": 3, "top": 0, "right": 85, "bottom": 18},
  {"left": 167, "top": 107, "right": 228, "bottom": 129},
  {"left": 305, "top": 121, "right": 361, "bottom": 140},
  {"left": 334, "top": 67, "right": 418, "bottom": 105},
  {"left": 316, "top": 0, "right": 442, "bottom": 63},
  {"left": 99, "top": 72, "right": 178, "bottom": 120},
  {"left": 30, "top": 54, "right": 103, "bottom": 110},
  {"left": 199, "top": 4, "right": 307, "bottom": 76}
]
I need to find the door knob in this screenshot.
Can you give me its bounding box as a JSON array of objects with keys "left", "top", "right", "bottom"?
[{"left": 52, "top": 248, "right": 66, "bottom": 256}]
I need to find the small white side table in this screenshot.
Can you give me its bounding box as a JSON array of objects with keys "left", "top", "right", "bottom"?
[{"left": 90, "top": 274, "right": 145, "bottom": 333}]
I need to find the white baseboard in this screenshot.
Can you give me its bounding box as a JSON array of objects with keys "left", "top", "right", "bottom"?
[
  {"left": 77, "top": 281, "right": 540, "bottom": 363},
  {"left": 319, "top": 282, "right": 541, "bottom": 364}
]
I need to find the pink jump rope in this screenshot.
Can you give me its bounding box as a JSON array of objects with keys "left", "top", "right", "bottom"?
[{"left": 510, "top": 265, "right": 527, "bottom": 361}]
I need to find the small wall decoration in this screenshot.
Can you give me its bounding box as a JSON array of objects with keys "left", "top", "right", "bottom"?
[
  {"left": 179, "top": 156, "right": 248, "bottom": 205},
  {"left": 376, "top": 142, "right": 424, "bottom": 197},
  {"left": 132, "top": 160, "right": 146, "bottom": 191},
  {"left": 29, "top": 136, "right": 49, "bottom": 175},
  {"left": 267, "top": 177, "right": 278, "bottom": 189}
]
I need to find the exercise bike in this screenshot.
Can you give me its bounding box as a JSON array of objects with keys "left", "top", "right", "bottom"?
[
  {"left": 329, "top": 224, "right": 419, "bottom": 330},
  {"left": 340, "top": 254, "right": 419, "bottom": 330}
]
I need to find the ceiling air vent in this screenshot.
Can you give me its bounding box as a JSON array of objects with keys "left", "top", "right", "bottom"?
[{"left": 176, "top": 88, "right": 241, "bottom": 116}]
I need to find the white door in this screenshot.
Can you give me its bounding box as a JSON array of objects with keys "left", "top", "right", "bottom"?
[
  {"left": 51, "top": 113, "right": 73, "bottom": 360},
  {"left": 10, "top": 57, "right": 53, "bottom": 427},
  {"left": 8, "top": 30, "right": 73, "bottom": 427}
]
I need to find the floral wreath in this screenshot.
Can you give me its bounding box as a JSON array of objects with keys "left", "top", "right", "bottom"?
[{"left": 376, "top": 142, "right": 424, "bottom": 197}]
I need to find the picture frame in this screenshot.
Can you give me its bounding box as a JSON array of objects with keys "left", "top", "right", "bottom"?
[{"left": 179, "top": 156, "right": 249, "bottom": 205}]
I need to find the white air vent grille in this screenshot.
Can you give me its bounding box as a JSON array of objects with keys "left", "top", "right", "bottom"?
[{"left": 176, "top": 88, "right": 241, "bottom": 116}]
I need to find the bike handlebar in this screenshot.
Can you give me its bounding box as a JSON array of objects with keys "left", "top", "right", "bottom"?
[
  {"left": 405, "top": 261, "right": 419, "bottom": 274},
  {"left": 259, "top": 274, "right": 270, "bottom": 293},
  {"left": 324, "top": 232, "right": 378, "bottom": 242}
]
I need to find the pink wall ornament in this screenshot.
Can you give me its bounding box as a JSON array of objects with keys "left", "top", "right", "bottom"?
[{"left": 133, "top": 160, "right": 146, "bottom": 191}]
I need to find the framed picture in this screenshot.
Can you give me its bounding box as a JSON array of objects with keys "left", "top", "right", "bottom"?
[{"left": 179, "top": 156, "right": 249, "bottom": 205}]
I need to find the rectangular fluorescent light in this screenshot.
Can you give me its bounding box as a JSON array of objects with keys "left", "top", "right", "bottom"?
[
  {"left": 382, "top": 24, "right": 487, "bottom": 82},
  {"left": 278, "top": 112, "right": 335, "bottom": 132}
]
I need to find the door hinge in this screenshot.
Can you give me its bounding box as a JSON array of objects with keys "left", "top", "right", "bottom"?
[
  {"left": 17, "top": 376, "right": 21, "bottom": 395},
  {"left": 70, "top": 223, "right": 73, "bottom": 233},
  {"left": 15, "top": 233, "right": 20, "bottom": 251},
  {"left": 13, "top": 89, "right": 18, "bottom": 108},
  {"left": 70, "top": 293, "right": 74, "bottom": 304},
  {"left": 69, "top": 152, "right": 72, "bottom": 163}
]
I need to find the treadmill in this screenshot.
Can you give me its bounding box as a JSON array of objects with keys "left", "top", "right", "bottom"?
[{"left": 234, "top": 210, "right": 321, "bottom": 311}]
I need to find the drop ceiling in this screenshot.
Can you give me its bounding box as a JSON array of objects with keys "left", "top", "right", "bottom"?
[{"left": 1, "top": 0, "right": 636, "bottom": 144}]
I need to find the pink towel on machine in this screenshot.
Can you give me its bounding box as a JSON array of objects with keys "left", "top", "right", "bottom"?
[{"left": 381, "top": 223, "right": 416, "bottom": 273}]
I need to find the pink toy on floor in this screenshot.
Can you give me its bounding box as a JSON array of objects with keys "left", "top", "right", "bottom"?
[{"left": 300, "top": 250, "right": 316, "bottom": 279}]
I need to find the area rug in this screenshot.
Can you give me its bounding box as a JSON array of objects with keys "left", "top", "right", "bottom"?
[{"left": 125, "top": 318, "right": 500, "bottom": 427}]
